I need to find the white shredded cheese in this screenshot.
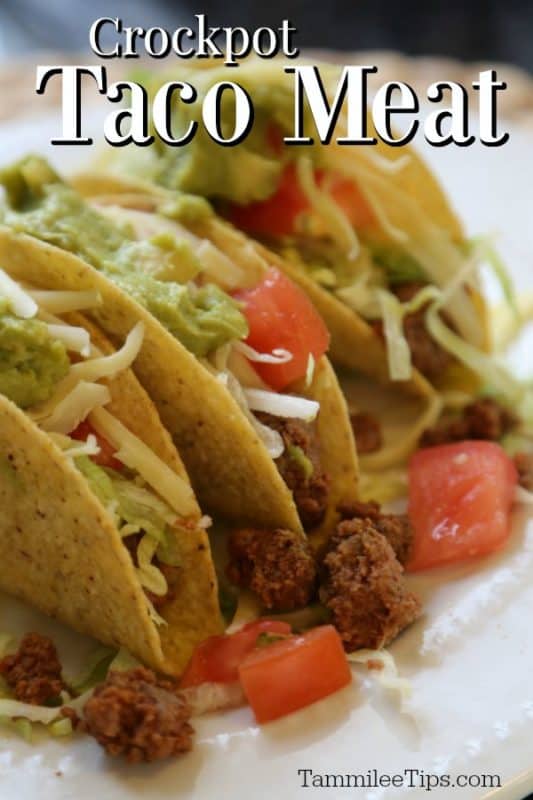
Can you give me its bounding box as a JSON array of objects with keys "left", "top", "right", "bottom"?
[
  {"left": 41, "top": 382, "right": 111, "bottom": 434},
  {"left": 89, "top": 406, "right": 198, "bottom": 518},
  {"left": 48, "top": 432, "right": 101, "bottom": 459},
  {"left": 305, "top": 353, "right": 316, "bottom": 388},
  {"left": 46, "top": 323, "right": 91, "bottom": 357},
  {"left": 70, "top": 322, "right": 144, "bottom": 382},
  {"left": 0, "top": 268, "right": 38, "bottom": 318},
  {"left": 233, "top": 340, "right": 293, "bottom": 365},
  {"left": 244, "top": 389, "right": 319, "bottom": 422},
  {"left": 28, "top": 289, "right": 102, "bottom": 314}
]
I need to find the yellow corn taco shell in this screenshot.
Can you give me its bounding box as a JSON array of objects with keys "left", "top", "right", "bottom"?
[{"left": 0, "top": 314, "right": 222, "bottom": 676}]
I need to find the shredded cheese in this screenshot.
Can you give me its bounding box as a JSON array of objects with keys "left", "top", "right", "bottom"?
[
  {"left": 89, "top": 406, "right": 198, "bottom": 518},
  {"left": 70, "top": 322, "right": 144, "bottom": 382},
  {"left": 40, "top": 381, "right": 111, "bottom": 434},
  {"left": 244, "top": 388, "right": 319, "bottom": 421},
  {"left": 28, "top": 289, "right": 101, "bottom": 314},
  {"left": 46, "top": 323, "right": 91, "bottom": 357},
  {"left": 0, "top": 268, "right": 38, "bottom": 318}
]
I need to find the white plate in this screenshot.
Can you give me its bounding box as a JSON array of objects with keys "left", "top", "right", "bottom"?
[{"left": 0, "top": 107, "right": 532, "bottom": 800}]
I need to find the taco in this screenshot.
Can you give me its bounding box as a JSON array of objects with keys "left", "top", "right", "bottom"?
[
  {"left": 0, "top": 156, "right": 358, "bottom": 545},
  {"left": 84, "top": 61, "right": 515, "bottom": 473},
  {"left": 0, "top": 273, "right": 222, "bottom": 675}
]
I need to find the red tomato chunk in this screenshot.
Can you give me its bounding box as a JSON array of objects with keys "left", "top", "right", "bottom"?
[
  {"left": 407, "top": 441, "right": 517, "bottom": 572},
  {"left": 228, "top": 163, "right": 374, "bottom": 238},
  {"left": 70, "top": 420, "right": 123, "bottom": 471},
  {"left": 180, "top": 620, "right": 291, "bottom": 688},
  {"left": 234, "top": 268, "right": 329, "bottom": 390},
  {"left": 238, "top": 625, "right": 352, "bottom": 724}
]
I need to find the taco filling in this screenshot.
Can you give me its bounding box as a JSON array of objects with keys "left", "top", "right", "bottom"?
[{"left": 0, "top": 157, "right": 335, "bottom": 532}]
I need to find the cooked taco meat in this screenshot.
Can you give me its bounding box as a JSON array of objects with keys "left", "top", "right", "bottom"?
[
  {"left": 0, "top": 632, "right": 65, "bottom": 705},
  {"left": 81, "top": 667, "right": 193, "bottom": 763},
  {"left": 319, "top": 518, "right": 421, "bottom": 651},
  {"left": 350, "top": 412, "right": 383, "bottom": 455},
  {"left": 256, "top": 412, "right": 330, "bottom": 530},
  {"left": 515, "top": 452, "right": 533, "bottom": 491},
  {"left": 226, "top": 527, "right": 317, "bottom": 612},
  {"left": 420, "top": 398, "right": 517, "bottom": 448},
  {"left": 337, "top": 500, "right": 414, "bottom": 566}
]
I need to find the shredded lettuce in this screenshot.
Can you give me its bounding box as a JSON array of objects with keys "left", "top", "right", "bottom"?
[
  {"left": 0, "top": 715, "right": 34, "bottom": 741},
  {"left": 90, "top": 405, "right": 197, "bottom": 517},
  {"left": 74, "top": 456, "right": 181, "bottom": 611},
  {"left": 377, "top": 290, "right": 412, "bottom": 381},
  {"left": 48, "top": 717, "right": 73, "bottom": 737},
  {"left": 74, "top": 455, "right": 116, "bottom": 509},
  {"left": 66, "top": 646, "right": 116, "bottom": 695},
  {"left": 296, "top": 156, "right": 359, "bottom": 259},
  {"left": 107, "top": 647, "right": 142, "bottom": 672},
  {"left": 336, "top": 270, "right": 383, "bottom": 319},
  {"left": 378, "top": 286, "right": 441, "bottom": 382},
  {"left": 347, "top": 649, "right": 412, "bottom": 709},
  {"left": 469, "top": 235, "right": 518, "bottom": 318},
  {"left": 425, "top": 303, "right": 529, "bottom": 412}
]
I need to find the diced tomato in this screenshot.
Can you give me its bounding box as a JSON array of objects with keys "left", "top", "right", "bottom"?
[
  {"left": 234, "top": 267, "right": 329, "bottom": 390},
  {"left": 229, "top": 164, "right": 307, "bottom": 238},
  {"left": 227, "top": 163, "right": 374, "bottom": 238},
  {"left": 321, "top": 171, "right": 376, "bottom": 230},
  {"left": 180, "top": 619, "right": 291, "bottom": 689},
  {"left": 70, "top": 420, "right": 123, "bottom": 471},
  {"left": 407, "top": 441, "right": 518, "bottom": 572},
  {"left": 238, "top": 625, "right": 352, "bottom": 724}
]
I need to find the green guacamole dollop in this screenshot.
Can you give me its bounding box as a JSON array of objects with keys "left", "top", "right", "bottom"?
[
  {"left": 113, "top": 274, "right": 247, "bottom": 357},
  {"left": 0, "top": 313, "right": 69, "bottom": 408},
  {"left": 0, "top": 157, "right": 248, "bottom": 357},
  {"left": 101, "top": 72, "right": 321, "bottom": 205}
]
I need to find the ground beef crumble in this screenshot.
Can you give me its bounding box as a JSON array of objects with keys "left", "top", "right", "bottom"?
[
  {"left": 350, "top": 412, "right": 383, "bottom": 454},
  {"left": 514, "top": 452, "right": 533, "bottom": 491},
  {"left": 337, "top": 500, "right": 414, "bottom": 565},
  {"left": 320, "top": 518, "right": 421, "bottom": 652},
  {"left": 226, "top": 528, "right": 317, "bottom": 611},
  {"left": 420, "top": 398, "right": 517, "bottom": 448},
  {"left": 80, "top": 668, "right": 193, "bottom": 763},
  {"left": 256, "top": 412, "right": 330, "bottom": 530},
  {"left": 0, "top": 632, "right": 65, "bottom": 705}
]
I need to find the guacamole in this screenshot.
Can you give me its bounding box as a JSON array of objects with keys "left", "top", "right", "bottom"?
[
  {"left": 0, "top": 313, "right": 69, "bottom": 408},
  {"left": 0, "top": 157, "right": 248, "bottom": 357},
  {"left": 105, "top": 73, "right": 322, "bottom": 205},
  {"left": 113, "top": 274, "right": 247, "bottom": 357}
]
